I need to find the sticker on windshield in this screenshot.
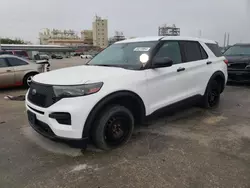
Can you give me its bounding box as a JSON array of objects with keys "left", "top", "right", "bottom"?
[{"left": 134, "top": 47, "right": 150, "bottom": 52}]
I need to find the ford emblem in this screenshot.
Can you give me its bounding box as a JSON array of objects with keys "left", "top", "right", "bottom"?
[{"left": 31, "top": 89, "right": 37, "bottom": 95}]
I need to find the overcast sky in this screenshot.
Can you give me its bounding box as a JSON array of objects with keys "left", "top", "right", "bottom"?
[{"left": 0, "top": 0, "right": 249, "bottom": 45}]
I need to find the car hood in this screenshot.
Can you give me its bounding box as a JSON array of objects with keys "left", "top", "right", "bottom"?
[
  {"left": 225, "top": 55, "right": 250, "bottom": 63},
  {"left": 33, "top": 65, "right": 133, "bottom": 85}
]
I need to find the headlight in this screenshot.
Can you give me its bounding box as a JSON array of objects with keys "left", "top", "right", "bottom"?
[{"left": 53, "top": 82, "right": 103, "bottom": 98}]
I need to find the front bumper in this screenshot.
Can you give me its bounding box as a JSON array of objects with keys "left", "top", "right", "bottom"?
[
  {"left": 228, "top": 70, "right": 250, "bottom": 82},
  {"left": 25, "top": 92, "right": 99, "bottom": 141}
]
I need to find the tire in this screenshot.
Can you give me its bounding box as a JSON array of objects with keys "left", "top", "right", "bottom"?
[
  {"left": 200, "top": 79, "right": 221, "bottom": 109},
  {"left": 92, "top": 105, "right": 134, "bottom": 151},
  {"left": 23, "top": 73, "right": 37, "bottom": 88}
]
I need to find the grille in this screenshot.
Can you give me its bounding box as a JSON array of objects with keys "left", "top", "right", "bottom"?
[
  {"left": 28, "top": 82, "right": 56, "bottom": 108},
  {"left": 228, "top": 62, "right": 247, "bottom": 69}
]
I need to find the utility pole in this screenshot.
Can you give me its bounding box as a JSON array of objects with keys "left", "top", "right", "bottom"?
[
  {"left": 198, "top": 30, "right": 202, "bottom": 38},
  {"left": 227, "top": 33, "right": 230, "bottom": 47},
  {"left": 223, "top": 32, "right": 227, "bottom": 49}
]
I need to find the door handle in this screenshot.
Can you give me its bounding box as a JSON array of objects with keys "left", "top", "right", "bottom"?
[
  {"left": 177, "top": 67, "right": 185, "bottom": 72},
  {"left": 6, "top": 70, "right": 12, "bottom": 72},
  {"left": 207, "top": 61, "right": 212, "bottom": 65}
]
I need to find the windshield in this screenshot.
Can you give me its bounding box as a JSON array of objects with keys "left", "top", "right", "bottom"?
[
  {"left": 224, "top": 45, "right": 250, "bottom": 56},
  {"left": 88, "top": 41, "right": 158, "bottom": 69}
]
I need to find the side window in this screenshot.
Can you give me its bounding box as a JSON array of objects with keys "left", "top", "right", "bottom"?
[
  {"left": 7, "top": 57, "right": 28, "bottom": 66},
  {"left": 181, "top": 41, "right": 204, "bottom": 62},
  {"left": 154, "top": 41, "right": 182, "bottom": 64},
  {"left": 200, "top": 45, "right": 208, "bottom": 59},
  {"left": 205, "top": 43, "right": 223, "bottom": 57},
  {"left": 0, "top": 58, "right": 9, "bottom": 68}
]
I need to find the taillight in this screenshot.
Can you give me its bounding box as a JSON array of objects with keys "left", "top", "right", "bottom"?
[{"left": 224, "top": 59, "right": 228, "bottom": 65}]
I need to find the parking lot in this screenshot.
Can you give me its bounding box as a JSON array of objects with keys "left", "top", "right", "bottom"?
[{"left": 1, "top": 57, "right": 250, "bottom": 188}]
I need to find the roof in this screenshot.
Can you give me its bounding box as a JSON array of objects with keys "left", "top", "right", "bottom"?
[
  {"left": 115, "top": 36, "right": 216, "bottom": 44},
  {"left": 115, "top": 36, "right": 163, "bottom": 44},
  {"left": 0, "top": 54, "right": 24, "bottom": 58},
  {"left": 0, "top": 44, "right": 65, "bottom": 47},
  {"left": 161, "top": 36, "right": 216, "bottom": 44},
  {"left": 234, "top": 43, "right": 250, "bottom": 46}
]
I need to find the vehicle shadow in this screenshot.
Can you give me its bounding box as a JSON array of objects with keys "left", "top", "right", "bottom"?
[
  {"left": 227, "top": 81, "right": 250, "bottom": 88},
  {"left": 0, "top": 86, "right": 27, "bottom": 93}
]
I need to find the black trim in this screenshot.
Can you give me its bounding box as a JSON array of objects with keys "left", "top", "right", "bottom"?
[
  {"left": 82, "top": 91, "right": 146, "bottom": 139},
  {"left": 27, "top": 105, "right": 44, "bottom": 114},
  {"left": 146, "top": 95, "right": 202, "bottom": 120},
  {"left": 27, "top": 110, "right": 87, "bottom": 149},
  {"left": 49, "top": 112, "right": 71, "bottom": 125}
]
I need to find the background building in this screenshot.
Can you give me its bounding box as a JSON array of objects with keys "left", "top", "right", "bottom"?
[
  {"left": 81, "top": 30, "right": 93, "bottom": 45},
  {"left": 39, "top": 28, "right": 85, "bottom": 46},
  {"left": 92, "top": 16, "right": 108, "bottom": 48},
  {"left": 158, "top": 24, "right": 180, "bottom": 36},
  {"left": 108, "top": 31, "right": 126, "bottom": 45}
]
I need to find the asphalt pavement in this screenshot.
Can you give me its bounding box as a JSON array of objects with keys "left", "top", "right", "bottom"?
[{"left": 0, "top": 58, "right": 250, "bottom": 188}]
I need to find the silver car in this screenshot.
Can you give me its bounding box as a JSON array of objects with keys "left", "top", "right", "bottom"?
[{"left": 0, "top": 55, "right": 48, "bottom": 88}]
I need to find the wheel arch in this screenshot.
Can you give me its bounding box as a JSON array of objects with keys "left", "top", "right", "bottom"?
[
  {"left": 206, "top": 71, "right": 226, "bottom": 94},
  {"left": 23, "top": 71, "right": 39, "bottom": 80},
  {"left": 23, "top": 71, "right": 39, "bottom": 85},
  {"left": 82, "top": 90, "right": 146, "bottom": 139}
]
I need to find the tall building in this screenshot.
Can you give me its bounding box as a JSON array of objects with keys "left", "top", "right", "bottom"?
[
  {"left": 158, "top": 24, "right": 180, "bottom": 36},
  {"left": 81, "top": 30, "right": 93, "bottom": 45},
  {"left": 92, "top": 16, "right": 108, "bottom": 48}
]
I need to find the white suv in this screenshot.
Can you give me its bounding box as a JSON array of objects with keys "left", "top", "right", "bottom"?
[{"left": 25, "top": 36, "right": 228, "bottom": 150}]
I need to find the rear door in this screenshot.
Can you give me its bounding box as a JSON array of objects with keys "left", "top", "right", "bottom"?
[
  {"left": 6, "top": 57, "right": 30, "bottom": 84},
  {"left": 0, "top": 58, "right": 15, "bottom": 87},
  {"left": 179, "top": 41, "right": 210, "bottom": 95}
]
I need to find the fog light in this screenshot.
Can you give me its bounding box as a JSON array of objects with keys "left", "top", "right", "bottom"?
[{"left": 49, "top": 112, "right": 71, "bottom": 125}]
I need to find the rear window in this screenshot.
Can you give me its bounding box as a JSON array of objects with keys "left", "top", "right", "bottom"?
[
  {"left": 206, "top": 43, "right": 223, "bottom": 57},
  {"left": 180, "top": 41, "right": 208, "bottom": 62}
]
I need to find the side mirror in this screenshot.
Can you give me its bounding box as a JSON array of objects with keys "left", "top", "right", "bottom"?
[{"left": 152, "top": 57, "right": 173, "bottom": 68}]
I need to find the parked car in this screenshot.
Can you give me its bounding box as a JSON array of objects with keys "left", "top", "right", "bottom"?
[
  {"left": 0, "top": 55, "right": 49, "bottom": 88},
  {"left": 25, "top": 36, "right": 227, "bottom": 151},
  {"left": 80, "top": 54, "right": 93, "bottom": 59},
  {"left": 0, "top": 50, "right": 30, "bottom": 59},
  {"left": 51, "top": 54, "right": 63, "bottom": 59},
  {"left": 223, "top": 43, "right": 250, "bottom": 82},
  {"left": 40, "top": 54, "right": 50, "bottom": 60}
]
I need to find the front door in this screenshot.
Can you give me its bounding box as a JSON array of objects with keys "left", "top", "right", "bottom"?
[
  {"left": 145, "top": 41, "right": 190, "bottom": 114},
  {"left": 0, "top": 58, "right": 14, "bottom": 88}
]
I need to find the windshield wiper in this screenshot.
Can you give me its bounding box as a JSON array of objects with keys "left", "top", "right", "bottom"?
[{"left": 89, "top": 64, "right": 122, "bottom": 67}]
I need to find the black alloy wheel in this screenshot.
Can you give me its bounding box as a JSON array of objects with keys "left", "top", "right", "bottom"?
[
  {"left": 92, "top": 105, "right": 134, "bottom": 150},
  {"left": 207, "top": 80, "right": 220, "bottom": 107},
  {"left": 104, "top": 114, "right": 131, "bottom": 147}
]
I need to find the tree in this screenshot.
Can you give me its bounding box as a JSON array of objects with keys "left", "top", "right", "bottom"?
[{"left": 0, "top": 37, "right": 26, "bottom": 44}]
